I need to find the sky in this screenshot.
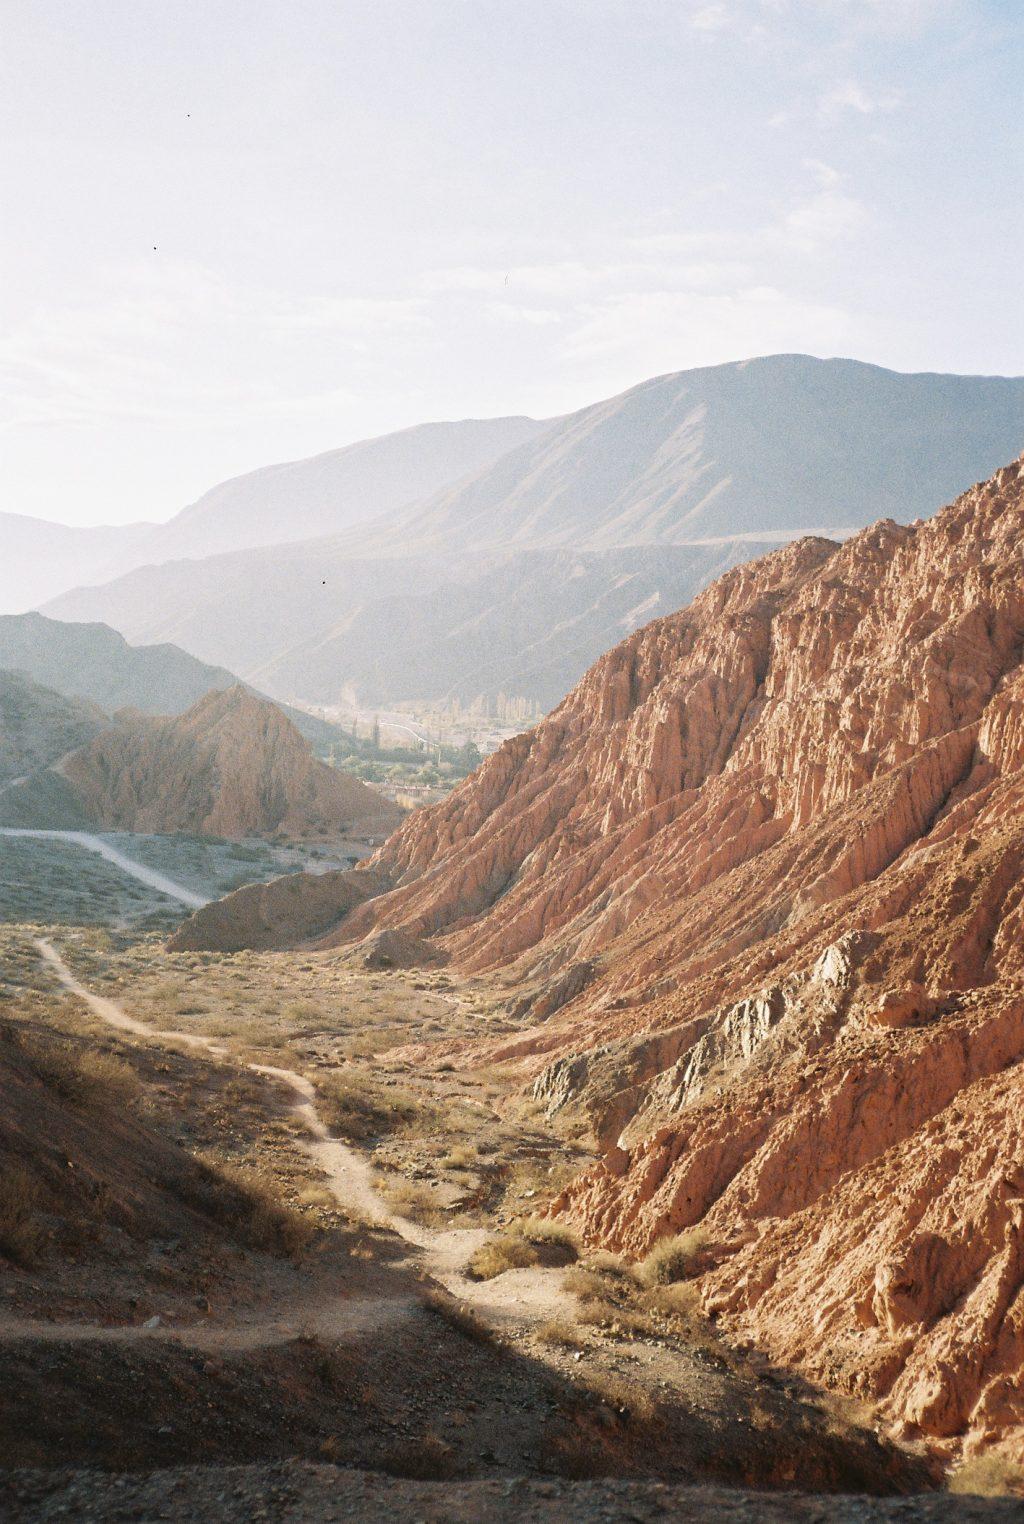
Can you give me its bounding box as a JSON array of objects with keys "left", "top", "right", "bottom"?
[{"left": 1, "top": 0, "right": 1022, "bottom": 528}]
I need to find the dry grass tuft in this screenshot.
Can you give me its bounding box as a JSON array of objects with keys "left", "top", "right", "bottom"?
[
  {"left": 0, "top": 1163, "right": 44, "bottom": 1266},
  {"left": 948, "top": 1453, "right": 1024, "bottom": 1497},
  {"left": 639, "top": 1226, "right": 709, "bottom": 1286},
  {"left": 536, "top": 1318, "right": 586, "bottom": 1350},
  {"left": 561, "top": 1266, "right": 611, "bottom": 1301},
  {"left": 583, "top": 1370, "right": 657, "bottom": 1423},
  {"left": 575, "top": 1297, "right": 658, "bottom": 1338},
  {"left": 375, "top": 1175, "right": 444, "bottom": 1226},
  {"left": 16, "top": 1031, "right": 140, "bottom": 1109},
  {"left": 316, "top": 1070, "right": 429, "bottom": 1143},
  {"left": 184, "top": 1156, "right": 315, "bottom": 1259},
  {"left": 466, "top": 1233, "right": 540, "bottom": 1281},
  {"left": 419, "top": 1289, "right": 496, "bottom": 1345},
  {"left": 511, "top": 1215, "right": 578, "bottom": 1254},
  {"left": 582, "top": 1249, "right": 628, "bottom": 1277}
]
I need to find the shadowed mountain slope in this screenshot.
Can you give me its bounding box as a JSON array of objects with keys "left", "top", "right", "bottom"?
[
  {"left": 0, "top": 670, "right": 107, "bottom": 785},
  {"left": 0, "top": 613, "right": 342, "bottom": 751}
]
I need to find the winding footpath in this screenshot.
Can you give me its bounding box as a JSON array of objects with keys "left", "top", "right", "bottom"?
[
  {"left": 19, "top": 937, "right": 570, "bottom": 1345},
  {"left": 0, "top": 831, "right": 208, "bottom": 910}
]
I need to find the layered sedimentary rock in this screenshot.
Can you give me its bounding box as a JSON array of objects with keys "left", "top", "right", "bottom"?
[
  {"left": 175, "top": 457, "right": 1024, "bottom": 1460},
  {"left": 57, "top": 686, "right": 400, "bottom": 840}
]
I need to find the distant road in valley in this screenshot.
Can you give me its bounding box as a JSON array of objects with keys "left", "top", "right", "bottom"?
[{"left": 0, "top": 829, "right": 209, "bottom": 909}]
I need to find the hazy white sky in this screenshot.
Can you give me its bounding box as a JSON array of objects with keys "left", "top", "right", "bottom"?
[{"left": 2, "top": 0, "right": 1022, "bottom": 527}]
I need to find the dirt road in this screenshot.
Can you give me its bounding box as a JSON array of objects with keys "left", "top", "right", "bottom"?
[{"left": 0, "top": 831, "right": 208, "bottom": 909}]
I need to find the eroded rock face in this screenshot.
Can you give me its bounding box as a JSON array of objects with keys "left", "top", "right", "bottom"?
[
  {"left": 180, "top": 455, "right": 1024, "bottom": 1459},
  {"left": 59, "top": 686, "right": 401, "bottom": 841}
]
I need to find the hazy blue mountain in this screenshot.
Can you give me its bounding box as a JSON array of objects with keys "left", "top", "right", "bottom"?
[{"left": 41, "top": 356, "right": 1024, "bottom": 712}]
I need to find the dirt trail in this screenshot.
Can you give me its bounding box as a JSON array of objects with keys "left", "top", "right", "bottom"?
[
  {"left": 0, "top": 830, "right": 208, "bottom": 909},
  {"left": 0, "top": 1295, "right": 413, "bottom": 1349},
  {"left": 26, "top": 938, "right": 572, "bottom": 1339}
]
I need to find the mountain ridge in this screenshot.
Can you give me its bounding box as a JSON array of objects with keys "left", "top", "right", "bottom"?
[{"left": 42, "top": 356, "right": 1024, "bottom": 713}]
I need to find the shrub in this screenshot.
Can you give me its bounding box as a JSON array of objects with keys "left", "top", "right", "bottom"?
[
  {"left": 0, "top": 1164, "right": 43, "bottom": 1266},
  {"left": 639, "top": 1226, "right": 709, "bottom": 1286},
  {"left": 949, "top": 1454, "right": 1024, "bottom": 1497},
  {"left": 466, "top": 1234, "right": 540, "bottom": 1281},
  {"left": 537, "top": 1319, "right": 586, "bottom": 1349}
]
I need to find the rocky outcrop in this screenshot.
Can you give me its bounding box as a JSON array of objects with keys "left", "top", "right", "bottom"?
[
  {"left": 56, "top": 686, "right": 401, "bottom": 841},
  {"left": 177, "top": 455, "right": 1024, "bottom": 1460}
]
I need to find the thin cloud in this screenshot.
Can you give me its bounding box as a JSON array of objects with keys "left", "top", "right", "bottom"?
[{"left": 819, "top": 80, "right": 902, "bottom": 116}]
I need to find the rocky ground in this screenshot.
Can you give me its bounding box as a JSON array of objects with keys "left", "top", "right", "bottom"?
[{"left": 3, "top": 1463, "right": 1023, "bottom": 1523}]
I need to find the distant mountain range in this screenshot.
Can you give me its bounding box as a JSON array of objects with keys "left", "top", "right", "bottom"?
[
  {"left": 30, "top": 356, "right": 1024, "bottom": 713},
  {"left": 0, "top": 515, "right": 154, "bottom": 618},
  {"left": 2, "top": 415, "right": 542, "bottom": 613}
]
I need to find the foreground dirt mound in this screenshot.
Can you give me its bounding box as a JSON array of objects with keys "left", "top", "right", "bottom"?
[
  {"left": 3, "top": 1464, "right": 1021, "bottom": 1523},
  {"left": 173, "top": 456, "right": 1024, "bottom": 1463},
  {"left": 54, "top": 686, "right": 400, "bottom": 840}
]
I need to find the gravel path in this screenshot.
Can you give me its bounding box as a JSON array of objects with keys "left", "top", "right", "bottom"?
[{"left": 0, "top": 830, "right": 208, "bottom": 908}]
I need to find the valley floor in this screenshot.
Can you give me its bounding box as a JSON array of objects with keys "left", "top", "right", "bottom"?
[{"left": 0, "top": 921, "right": 1014, "bottom": 1514}]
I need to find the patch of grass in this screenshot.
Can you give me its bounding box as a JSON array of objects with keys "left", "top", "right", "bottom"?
[
  {"left": 575, "top": 1297, "right": 658, "bottom": 1338},
  {"left": 511, "top": 1215, "right": 578, "bottom": 1255},
  {"left": 16, "top": 1031, "right": 141, "bottom": 1109},
  {"left": 582, "top": 1249, "right": 628, "bottom": 1277},
  {"left": 183, "top": 1156, "right": 315, "bottom": 1259},
  {"left": 948, "top": 1453, "right": 1024, "bottom": 1497},
  {"left": 537, "top": 1319, "right": 586, "bottom": 1350},
  {"left": 375, "top": 1175, "right": 444, "bottom": 1226},
  {"left": 0, "top": 1163, "right": 44, "bottom": 1266},
  {"left": 316, "top": 1070, "right": 428, "bottom": 1143},
  {"left": 439, "top": 1144, "right": 478, "bottom": 1171},
  {"left": 561, "top": 1266, "right": 611, "bottom": 1302},
  {"left": 466, "top": 1234, "right": 541, "bottom": 1281},
  {"left": 639, "top": 1226, "right": 710, "bottom": 1286},
  {"left": 419, "top": 1289, "right": 496, "bottom": 1345}
]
